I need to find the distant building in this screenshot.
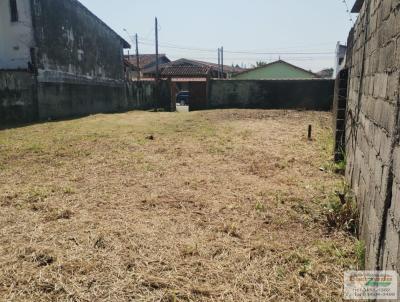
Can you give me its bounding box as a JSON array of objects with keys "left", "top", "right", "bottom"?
[
  {"left": 233, "top": 60, "right": 318, "bottom": 80},
  {"left": 124, "top": 59, "right": 139, "bottom": 82},
  {"left": 0, "top": 0, "right": 130, "bottom": 123},
  {"left": 143, "top": 58, "right": 244, "bottom": 79},
  {"left": 334, "top": 42, "right": 347, "bottom": 76},
  {"left": 124, "top": 54, "right": 171, "bottom": 80}
]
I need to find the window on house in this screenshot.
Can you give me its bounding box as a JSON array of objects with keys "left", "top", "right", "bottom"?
[{"left": 10, "top": 0, "right": 19, "bottom": 22}]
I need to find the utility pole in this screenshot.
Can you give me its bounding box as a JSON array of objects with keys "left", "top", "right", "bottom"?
[
  {"left": 221, "top": 46, "right": 224, "bottom": 79},
  {"left": 155, "top": 17, "right": 160, "bottom": 111},
  {"left": 135, "top": 33, "right": 141, "bottom": 81},
  {"left": 155, "top": 17, "right": 159, "bottom": 81},
  {"left": 217, "top": 48, "right": 221, "bottom": 79}
]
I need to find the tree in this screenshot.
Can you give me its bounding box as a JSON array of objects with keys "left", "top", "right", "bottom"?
[
  {"left": 317, "top": 68, "right": 334, "bottom": 78},
  {"left": 253, "top": 61, "right": 268, "bottom": 68}
]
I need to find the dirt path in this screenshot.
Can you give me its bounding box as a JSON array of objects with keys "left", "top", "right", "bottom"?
[{"left": 0, "top": 110, "right": 357, "bottom": 301}]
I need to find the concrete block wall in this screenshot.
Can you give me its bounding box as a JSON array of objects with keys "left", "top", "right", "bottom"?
[
  {"left": 345, "top": 0, "right": 400, "bottom": 270},
  {"left": 126, "top": 82, "right": 157, "bottom": 110},
  {"left": 208, "top": 79, "right": 334, "bottom": 111},
  {"left": 126, "top": 80, "right": 173, "bottom": 112},
  {"left": 0, "top": 71, "right": 36, "bottom": 124},
  {"left": 37, "top": 82, "right": 126, "bottom": 120},
  {"left": 333, "top": 69, "right": 349, "bottom": 161}
]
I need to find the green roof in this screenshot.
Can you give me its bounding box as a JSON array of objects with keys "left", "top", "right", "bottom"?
[{"left": 233, "top": 60, "right": 317, "bottom": 80}]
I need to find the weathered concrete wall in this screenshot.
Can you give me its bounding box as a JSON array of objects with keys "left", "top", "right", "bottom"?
[
  {"left": 159, "top": 80, "right": 174, "bottom": 111},
  {"left": 0, "top": 1, "right": 179, "bottom": 124},
  {"left": 37, "top": 82, "right": 126, "bottom": 120},
  {"left": 345, "top": 0, "right": 400, "bottom": 270},
  {"left": 32, "top": 0, "right": 126, "bottom": 84},
  {"left": 28, "top": 0, "right": 129, "bottom": 120},
  {"left": 0, "top": 70, "right": 36, "bottom": 123},
  {"left": 126, "top": 80, "right": 174, "bottom": 111},
  {"left": 208, "top": 79, "right": 334, "bottom": 111},
  {"left": 126, "top": 82, "right": 156, "bottom": 110},
  {"left": 0, "top": 0, "right": 34, "bottom": 69}
]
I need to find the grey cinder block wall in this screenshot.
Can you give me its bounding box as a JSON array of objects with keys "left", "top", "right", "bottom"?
[
  {"left": 345, "top": 0, "right": 400, "bottom": 271},
  {"left": 207, "top": 79, "right": 334, "bottom": 111}
]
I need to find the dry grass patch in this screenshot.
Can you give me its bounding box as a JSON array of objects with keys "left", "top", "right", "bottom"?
[{"left": 0, "top": 110, "right": 357, "bottom": 301}]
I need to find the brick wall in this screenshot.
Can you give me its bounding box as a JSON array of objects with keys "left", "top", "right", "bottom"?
[{"left": 345, "top": 0, "right": 400, "bottom": 270}]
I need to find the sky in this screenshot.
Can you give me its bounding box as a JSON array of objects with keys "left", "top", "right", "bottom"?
[{"left": 79, "top": 0, "right": 358, "bottom": 72}]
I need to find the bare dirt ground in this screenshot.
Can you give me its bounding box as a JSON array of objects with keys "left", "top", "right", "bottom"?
[{"left": 0, "top": 110, "right": 357, "bottom": 301}]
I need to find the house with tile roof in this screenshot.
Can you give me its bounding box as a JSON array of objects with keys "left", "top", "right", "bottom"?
[
  {"left": 233, "top": 60, "right": 318, "bottom": 80},
  {"left": 124, "top": 54, "right": 171, "bottom": 80},
  {"left": 143, "top": 58, "right": 245, "bottom": 80}
]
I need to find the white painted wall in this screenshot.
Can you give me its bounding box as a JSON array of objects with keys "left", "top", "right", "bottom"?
[{"left": 0, "top": 0, "right": 34, "bottom": 69}]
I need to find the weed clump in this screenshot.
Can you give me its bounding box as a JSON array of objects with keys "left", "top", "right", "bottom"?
[
  {"left": 325, "top": 185, "right": 358, "bottom": 236},
  {"left": 355, "top": 240, "right": 366, "bottom": 270}
]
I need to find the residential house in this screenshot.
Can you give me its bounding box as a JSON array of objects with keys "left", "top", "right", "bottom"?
[
  {"left": 233, "top": 60, "right": 318, "bottom": 80},
  {"left": 0, "top": 0, "right": 130, "bottom": 123},
  {"left": 124, "top": 58, "right": 139, "bottom": 82},
  {"left": 124, "top": 54, "right": 171, "bottom": 80},
  {"left": 143, "top": 58, "right": 244, "bottom": 79}
]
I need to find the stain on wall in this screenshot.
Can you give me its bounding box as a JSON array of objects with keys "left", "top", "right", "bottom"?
[
  {"left": 32, "top": 0, "right": 127, "bottom": 84},
  {"left": 0, "top": 71, "right": 35, "bottom": 123},
  {"left": 30, "top": 0, "right": 130, "bottom": 120},
  {"left": 125, "top": 80, "right": 173, "bottom": 111},
  {"left": 37, "top": 82, "right": 127, "bottom": 120},
  {"left": 126, "top": 82, "right": 156, "bottom": 110}
]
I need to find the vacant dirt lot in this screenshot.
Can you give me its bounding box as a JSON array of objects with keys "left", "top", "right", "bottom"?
[{"left": 0, "top": 110, "right": 357, "bottom": 301}]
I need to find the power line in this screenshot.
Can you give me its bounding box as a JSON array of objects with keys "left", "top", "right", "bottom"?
[
  {"left": 137, "top": 40, "right": 334, "bottom": 55},
  {"left": 143, "top": 28, "right": 154, "bottom": 40},
  {"left": 138, "top": 36, "right": 337, "bottom": 51},
  {"left": 164, "top": 52, "right": 335, "bottom": 59},
  {"left": 123, "top": 28, "right": 136, "bottom": 44},
  {"left": 137, "top": 37, "right": 336, "bottom": 54},
  {"left": 138, "top": 40, "right": 216, "bottom": 53},
  {"left": 224, "top": 50, "right": 334, "bottom": 55},
  {"left": 166, "top": 55, "right": 335, "bottom": 62},
  {"left": 341, "top": 0, "right": 354, "bottom": 23}
]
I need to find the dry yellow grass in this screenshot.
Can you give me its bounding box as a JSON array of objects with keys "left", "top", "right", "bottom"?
[{"left": 0, "top": 109, "right": 357, "bottom": 301}]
